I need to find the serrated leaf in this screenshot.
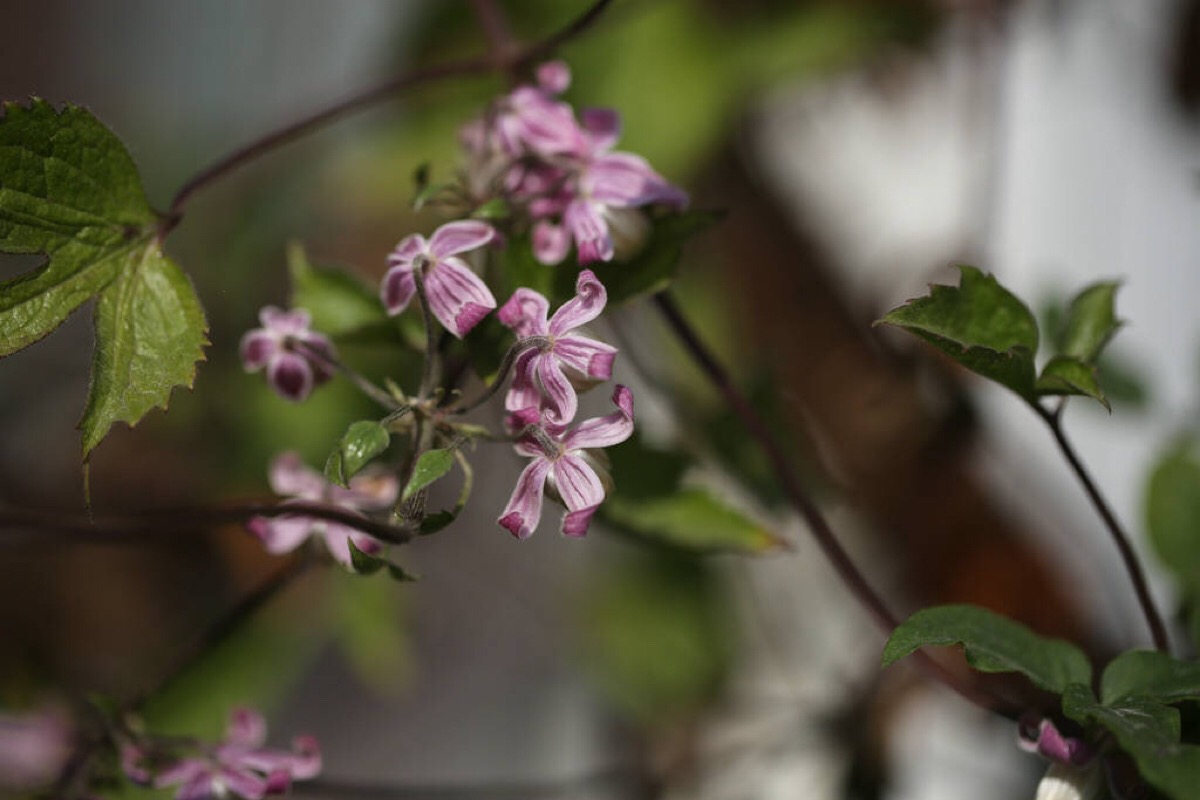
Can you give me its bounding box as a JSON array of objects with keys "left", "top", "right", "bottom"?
[
  {"left": 324, "top": 420, "right": 390, "bottom": 488},
  {"left": 1102, "top": 650, "right": 1200, "bottom": 706},
  {"left": 288, "top": 243, "right": 393, "bottom": 340},
  {"left": 1060, "top": 281, "right": 1122, "bottom": 363},
  {"left": 402, "top": 447, "right": 456, "bottom": 501},
  {"left": 878, "top": 266, "right": 1039, "bottom": 401},
  {"left": 881, "top": 604, "right": 1092, "bottom": 694},
  {"left": 1036, "top": 355, "right": 1109, "bottom": 410},
  {"left": 1145, "top": 440, "right": 1200, "bottom": 595},
  {"left": 561, "top": 210, "right": 723, "bottom": 305},
  {"left": 1063, "top": 683, "right": 1200, "bottom": 800},
  {"left": 79, "top": 247, "right": 207, "bottom": 456},
  {"left": 605, "top": 488, "right": 785, "bottom": 554},
  {"left": 0, "top": 99, "right": 208, "bottom": 456}
]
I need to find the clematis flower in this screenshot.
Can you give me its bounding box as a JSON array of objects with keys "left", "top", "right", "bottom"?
[
  {"left": 529, "top": 107, "right": 688, "bottom": 265},
  {"left": 246, "top": 452, "right": 398, "bottom": 568},
  {"left": 1018, "top": 717, "right": 1100, "bottom": 800},
  {"left": 381, "top": 220, "right": 497, "bottom": 338},
  {"left": 490, "top": 61, "right": 581, "bottom": 158},
  {"left": 125, "top": 708, "right": 319, "bottom": 800},
  {"left": 498, "top": 385, "right": 634, "bottom": 539},
  {"left": 240, "top": 307, "right": 336, "bottom": 402},
  {"left": 498, "top": 269, "right": 616, "bottom": 427}
]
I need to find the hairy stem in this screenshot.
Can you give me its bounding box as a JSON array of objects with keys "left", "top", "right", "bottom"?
[
  {"left": 652, "top": 291, "right": 1013, "bottom": 715},
  {"left": 0, "top": 502, "right": 415, "bottom": 547},
  {"left": 1037, "top": 402, "right": 1170, "bottom": 652}
]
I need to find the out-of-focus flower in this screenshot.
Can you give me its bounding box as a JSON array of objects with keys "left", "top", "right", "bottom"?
[
  {"left": 499, "top": 269, "right": 616, "bottom": 427},
  {"left": 1033, "top": 762, "right": 1102, "bottom": 800},
  {"left": 499, "top": 385, "right": 634, "bottom": 539},
  {"left": 381, "top": 220, "right": 497, "bottom": 338},
  {"left": 240, "top": 307, "right": 336, "bottom": 402},
  {"left": 1018, "top": 717, "right": 1100, "bottom": 800},
  {"left": 125, "top": 708, "right": 319, "bottom": 800},
  {"left": 247, "top": 452, "right": 398, "bottom": 567},
  {"left": 0, "top": 707, "right": 73, "bottom": 792}
]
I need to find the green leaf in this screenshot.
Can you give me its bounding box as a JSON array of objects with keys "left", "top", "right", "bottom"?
[
  {"left": 402, "top": 447, "right": 456, "bottom": 501},
  {"left": 287, "top": 242, "right": 393, "bottom": 340},
  {"left": 419, "top": 450, "right": 473, "bottom": 535},
  {"left": 79, "top": 247, "right": 208, "bottom": 456},
  {"left": 324, "top": 420, "right": 390, "bottom": 488},
  {"left": 1063, "top": 683, "right": 1200, "bottom": 800},
  {"left": 1102, "top": 650, "right": 1200, "bottom": 706},
  {"left": 0, "top": 100, "right": 208, "bottom": 456},
  {"left": 882, "top": 604, "right": 1092, "bottom": 693},
  {"left": 347, "top": 539, "right": 419, "bottom": 582},
  {"left": 1145, "top": 439, "right": 1200, "bottom": 595},
  {"left": 605, "top": 488, "right": 786, "bottom": 555},
  {"left": 1036, "top": 355, "right": 1109, "bottom": 410},
  {"left": 567, "top": 210, "right": 723, "bottom": 305},
  {"left": 499, "top": 234, "right": 557, "bottom": 300},
  {"left": 471, "top": 197, "right": 510, "bottom": 220},
  {"left": 1060, "top": 281, "right": 1122, "bottom": 363},
  {"left": 877, "top": 266, "right": 1039, "bottom": 401}
]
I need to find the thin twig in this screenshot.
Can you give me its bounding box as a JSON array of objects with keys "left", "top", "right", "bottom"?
[
  {"left": 160, "top": 0, "right": 617, "bottom": 233},
  {"left": 651, "top": 291, "right": 1015, "bottom": 716},
  {"left": 1036, "top": 402, "right": 1170, "bottom": 652},
  {"left": 292, "top": 341, "right": 400, "bottom": 411},
  {"left": 0, "top": 502, "right": 415, "bottom": 547},
  {"left": 451, "top": 336, "right": 546, "bottom": 416}
]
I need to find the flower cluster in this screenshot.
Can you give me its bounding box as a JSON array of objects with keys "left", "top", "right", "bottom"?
[
  {"left": 247, "top": 452, "right": 398, "bottom": 568},
  {"left": 462, "top": 61, "right": 687, "bottom": 265},
  {"left": 124, "top": 708, "right": 319, "bottom": 800}
]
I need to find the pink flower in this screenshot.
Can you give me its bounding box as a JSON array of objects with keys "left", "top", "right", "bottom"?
[
  {"left": 490, "top": 61, "right": 581, "bottom": 158},
  {"left": 240, "top": 307, "right": 336, "bottom": 402},
  {"left": 125, "top": 708, "right": 319, "bottom": 800},
  {"left": 247, "top": 452, "right": 398, "bottom": 567},
  {"left": 0, "top": 707, "right": 72, "bottom": 792},
  {"left": 1017, "top": 717, "right": 1093, "bottom": 767},
  {"left": 381, "top": 220, "right": 497, "bottom": 338},
  {"left": 498, "top": 269, "right": 616, "bottom": 427},
  {"left": 499, "top": 385, "right": 634, "bottom": 539}
]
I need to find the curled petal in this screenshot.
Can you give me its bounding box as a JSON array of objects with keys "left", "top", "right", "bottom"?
[
  {"left": 532, "top": 220, "right": 571, "bottom": 266},
  {"left": 267, "top": 452, "right": 325, "bottom": 499},
  {"left": 561, "top": 506, "right": 599, "bottom": 538},
  {"left": 548, "top": 269, "right": 607, "bottom": 336},
  {"left": 424, "top": 257, "right": 496, "bottom": 338},
  {"left": 554, "top": 336, "right": 616, "bottom": 382},
  {"left": 248, "top": 514, "right": 317, "bottom": 556},
  {"left": 387, "top": 234, "right": 426, "bottom": 268},
  {"left": 498, "top": 288, "right": 551, "bottom": 338},
  {"left": 563, "top": 385, "right": 634, "bottom": 451},
  {"left": 381, "top": 265, "right": 417, "bottom": 316},
  {"left": 580, "top": 107, "right": 621, "bottom": 152},
  {"left": 499, "top": 458, "right": 552, "bottom": 539},
  {"left": 564, "top": 200, "right": 612, "bottom": 264},
  {"left": 428, "top": 220, "right": 495, "bottom": 258},
  {"left": 227, "top": 708, "right": 268, "bottom": 748},
  {"left": 549, "top": 454, "right": 605, "bottom": 537},
  {"left": 267, "top": 353, "right": 314, "bottom": 402},
  {"left": 260, "top": 306, "right": 311, "bottom": 335},
  {"left": 240, "top": 330, "right": 277, "bottom": 372},
  {"left": 537, "top": 356, "right": 578, "bottom": 427},
  {"left": 504, "top": 350, "right": 543, "bottom": 418}
]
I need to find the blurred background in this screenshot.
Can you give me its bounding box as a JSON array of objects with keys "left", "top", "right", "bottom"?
[{"left": 2, "top": 0, "right": 1199, "bottom": 798}]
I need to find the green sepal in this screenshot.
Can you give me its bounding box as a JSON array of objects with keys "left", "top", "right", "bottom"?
[
  {"left": 877, "top": 266, "right": 1039, "bottom": 401},
  {"left": 402, "top": 447, "right": 457, "bottom": 502},
  {"left": 1036, "top": 355, "right": 1109, "bottom": 410},
  {"left": 324, "top": 420, "right": 391, "bottom": 488},
  {"left": 882, "top": 603, "right": 1092, "bottom": 694},
  {"left": 347, "top": 539, "right": 419, "bottom": 582},
  {"left": 419, "top": 450, "right": 473, "bottom": 535},
  {"left": 1101, "top": 649, "right": 1200, "bottom": 706}
]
